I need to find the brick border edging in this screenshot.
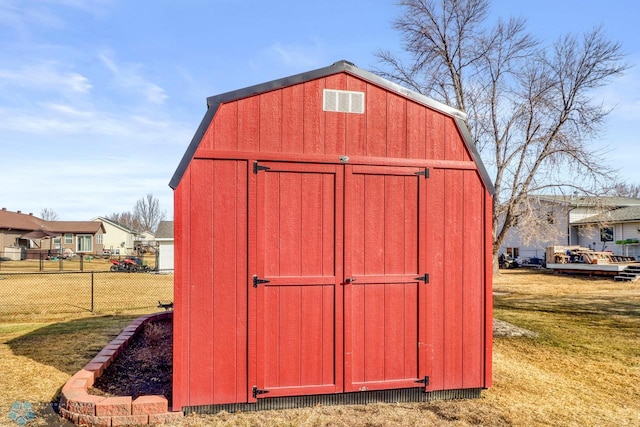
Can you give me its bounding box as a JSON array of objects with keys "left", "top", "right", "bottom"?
[{"left": 59, "top": 311, "right": 183, "bottom": 426}]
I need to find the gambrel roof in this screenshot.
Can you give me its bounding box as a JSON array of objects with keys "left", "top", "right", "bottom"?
[{"left": 169, "top": 60, "right": 494, "bottom": 194}]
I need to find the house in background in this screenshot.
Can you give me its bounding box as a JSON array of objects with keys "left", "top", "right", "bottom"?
[
  {"left": 48, "top": 221, "right": 105, "bottom": 257},
  {"left": 92, "top": 217, "right": 136, "bottom": 256},
  {"left": 155, "top": 221, "right": 174, "bottom": 270},
  {"left": 572, "top": 205, "right": 640, "bottom": 259},
  {"left": 1, "top": 208, "right": 104, "bottom": 259},
  {"left": 499, "top": 196, "right": 640, "bottom": 260},
  {"left": 0, "top": 208, "right": 50, "bottom": 259}
]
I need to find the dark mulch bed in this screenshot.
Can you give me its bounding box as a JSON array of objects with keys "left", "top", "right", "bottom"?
[
  {"left": 86, "top": 317, "right": 529, "bottom": 408},
  {"left": 89, "top": 319, "right": 172, "bottom": 403}
]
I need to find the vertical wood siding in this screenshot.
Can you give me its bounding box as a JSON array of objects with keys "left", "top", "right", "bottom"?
[
  {"left": 174, "top": 159, "right": 247, "bottom": 406},
  {"left": 172, "top": 164, "right": 191, "bottom": 409},
  {"left": 196, "top": 75, "right": 469, "bottom": 163}
]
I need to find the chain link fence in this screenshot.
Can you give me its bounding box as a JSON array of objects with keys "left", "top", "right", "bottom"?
[
  {"left": 0, "top": 250, "right": 158, "bottom": 272},
  {"left": 0, "top": 270, "right": 173, "bottom": 318}
]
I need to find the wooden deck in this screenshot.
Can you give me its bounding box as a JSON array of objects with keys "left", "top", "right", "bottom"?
[{"left": 547, "top": 262, "right": 640, "bottom": 278}]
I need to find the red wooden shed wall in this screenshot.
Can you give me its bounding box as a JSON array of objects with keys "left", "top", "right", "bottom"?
[
  {"left": 172, "top": 69, "right": 492, "bottom": 410},
  {"left": 196, "top": 73, "right": 473, "bottom": 162}
]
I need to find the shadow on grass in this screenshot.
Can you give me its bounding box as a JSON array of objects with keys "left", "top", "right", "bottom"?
[
  {"left": 495, "top": 294, "right": 640, "bottom": 319},
  {"left": 6, "top": 315, "right": 137, "bottom": 376}
]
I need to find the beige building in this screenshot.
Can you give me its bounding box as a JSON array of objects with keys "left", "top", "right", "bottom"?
[{"left": 92, "top": 217, "right": 137, "bottom": 256}]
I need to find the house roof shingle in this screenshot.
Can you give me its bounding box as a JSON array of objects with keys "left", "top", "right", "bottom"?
[
  {"left": 48, "top": 221, "right": 105, "bottom": 234},
  {"left": 536, "top": 195, "right": 640, "bottom": 208},
  {"left": 155, "top": 221, "right": 174, "bottom": 239},
  {"left": 573, "top": 205, "right": 640, "bottom": 224},
  {"left": 0, "top": 208, "right": 47, "bottom": 231},
  {"left": 92, "top": 216, "right": 136, "bottom": 233},
  {"left": 0, "top": 208, "right": 105, "bottom": 234}
]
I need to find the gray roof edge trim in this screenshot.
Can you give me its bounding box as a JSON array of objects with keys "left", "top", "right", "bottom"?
[
  {"left": 170, "top": 60, "right": 478, "bottom": 188},
  {"left": 206, "top": 60, "right": 351, "bottom": 108},
  {"left": 343, "top": 63, "right": 468, "bottom": 121},
  {"left": 453, "top": 117, "right": 495, "bottom": 195},
  {"left": 204, "top": 60, "right": 468, "bottom": 121},
  {"left": 169, "top": 104, "right": 219, "bottom": 189}
]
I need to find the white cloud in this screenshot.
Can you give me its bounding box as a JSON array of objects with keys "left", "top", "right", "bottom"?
[
  {"left": 41, "top": 102, "right": 93, "bottom": 117},
  {"left": 0, "top": 105, "right": 190, "bottom": 147},
  {"left": 0, "top": 62, "right": 92, "bottom": 94},
  {"left": 99, "top": 52, "right": 168, "bottom": 105},
  {"left": 0, "top": 0, "right": 112, "bottom": 34},
  {"left": 265, "top": 40, "right": 327, "bottom": 69},
  {"left": 0, "top": 2, "right": 61, "bottom": 31}
]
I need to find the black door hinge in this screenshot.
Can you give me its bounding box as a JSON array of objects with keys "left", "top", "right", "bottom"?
[
  {"left": 415, "top": 168, "right": 430, "bottom": 179},
  {"left": 253, "top": 275, "right": 270, "bottom": 287},
  {"left": 253, "top": 161, "right": 271, "bottom": 174},
  {"left": 252, "top": 386, "right": 270, "bottom": 398},
  {"left": 415, "top": 376, "right": 430, "bottom": 386},
  {"left": 414, "top": 273, "right": 429, "bottom": 283}
]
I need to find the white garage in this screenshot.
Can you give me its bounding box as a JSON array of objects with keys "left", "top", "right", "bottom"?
[{"left": 155, "top": 221, "right": 174, "bottom": 271}]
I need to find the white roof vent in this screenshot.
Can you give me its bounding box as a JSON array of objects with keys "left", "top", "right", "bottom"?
[{"left": 323, "top": 89, "right": 365, "bottom": 114}]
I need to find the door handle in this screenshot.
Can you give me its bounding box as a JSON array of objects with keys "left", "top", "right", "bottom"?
[{"left": 345, "top": 277, "right": 356, "bottom": 284}]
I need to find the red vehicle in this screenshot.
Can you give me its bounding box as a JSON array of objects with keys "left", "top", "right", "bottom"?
[
  {"left": 109, "top": 258, "right": 138, "bottom": 272},
  {"left": 125, "top": 256, "right": 151, "bottom": 272}
]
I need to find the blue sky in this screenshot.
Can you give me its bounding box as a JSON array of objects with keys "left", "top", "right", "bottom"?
[{"left": 1, "top": 0, "right": 639, "bottom": 221}]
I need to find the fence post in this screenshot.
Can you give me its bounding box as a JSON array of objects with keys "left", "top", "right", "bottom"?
[
  {"left": 39, "top": 252, "right": 43, "bottom": 271},
  {"left": 90, "top": 272, "right": 94, "bottom": 312},
  {"left": 80, "top": 253, "right": 84, "bottom": 271}
]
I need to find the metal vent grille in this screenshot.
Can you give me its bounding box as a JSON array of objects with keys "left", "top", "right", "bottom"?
[
  {"left": 323, "top": 89, "right": 365, "bottom": 114},
  {"left": 183, "top": 388, "right": 483, "bottom": 415}
]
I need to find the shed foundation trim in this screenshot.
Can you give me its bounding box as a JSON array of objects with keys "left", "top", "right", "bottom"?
[{"left": 182, "top": 388, "right": 483, "bottom": 415}]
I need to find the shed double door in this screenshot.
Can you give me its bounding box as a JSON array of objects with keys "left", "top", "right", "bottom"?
[{"left": 253, "top": 162, "right": 428, "bottom": 399}]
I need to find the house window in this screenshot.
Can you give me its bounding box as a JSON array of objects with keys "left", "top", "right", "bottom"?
[
  {"left": 600, "top": 227, "right": 614, "bottom": 242},
  {"left": 64, "top": 233, "right": 73, "bottom": 244},
  {"left": 547, "top": 211, "right": 555, "bottom": 224},
  {"left": 96, "top": 234, "right": 103, "bottom": 245},
  {"left": 506, "top": 247, "right": 520, "bottom": 258},
  {"left": 76, "top": 235, "right": 93, "bottom": 253}
]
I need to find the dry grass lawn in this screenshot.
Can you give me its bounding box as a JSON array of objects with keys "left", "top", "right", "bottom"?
[
  {"left": 0, "top": 270, "right": 173, "bottom": 320},
  {"left": 0, "top": 269, "right": 638, "bottom": 426}
]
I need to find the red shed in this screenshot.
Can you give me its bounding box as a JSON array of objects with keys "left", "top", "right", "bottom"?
[{"left": 169, "top": 60, "right": 494, "bottom": 413}]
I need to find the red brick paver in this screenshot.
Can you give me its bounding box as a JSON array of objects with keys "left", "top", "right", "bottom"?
[{"left": 60, "top": 312, "right": 183, "bottom": 426}]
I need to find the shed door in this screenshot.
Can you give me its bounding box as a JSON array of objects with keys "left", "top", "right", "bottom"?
[
  {"left": 254, "top": 162, "right": 344, "bottom": 398},
  {"left": 253, "top": 162, "right": 427, "bottom": 398},
  {"left": 343, "top": 165, "right": 428, "bottom": 392}
]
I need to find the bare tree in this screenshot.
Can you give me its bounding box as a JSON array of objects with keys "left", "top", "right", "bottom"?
[
  {"left": 134, "top": 193, "right": 166, "bottom": 233},
  {"left": 376, "top": 0, "right": 628, "bottom": 264},
  {"left": 610, "top": 183, "right": 640, "bottom": 199},
  {"left": 106, "top": 194, "right": 166, "bottom": 233},
  {"left": 106, "top": 211, "right": 141, "bottom": 232},
  {"left": 40, "top": 208, "right": 59, "bottom": 221}
]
